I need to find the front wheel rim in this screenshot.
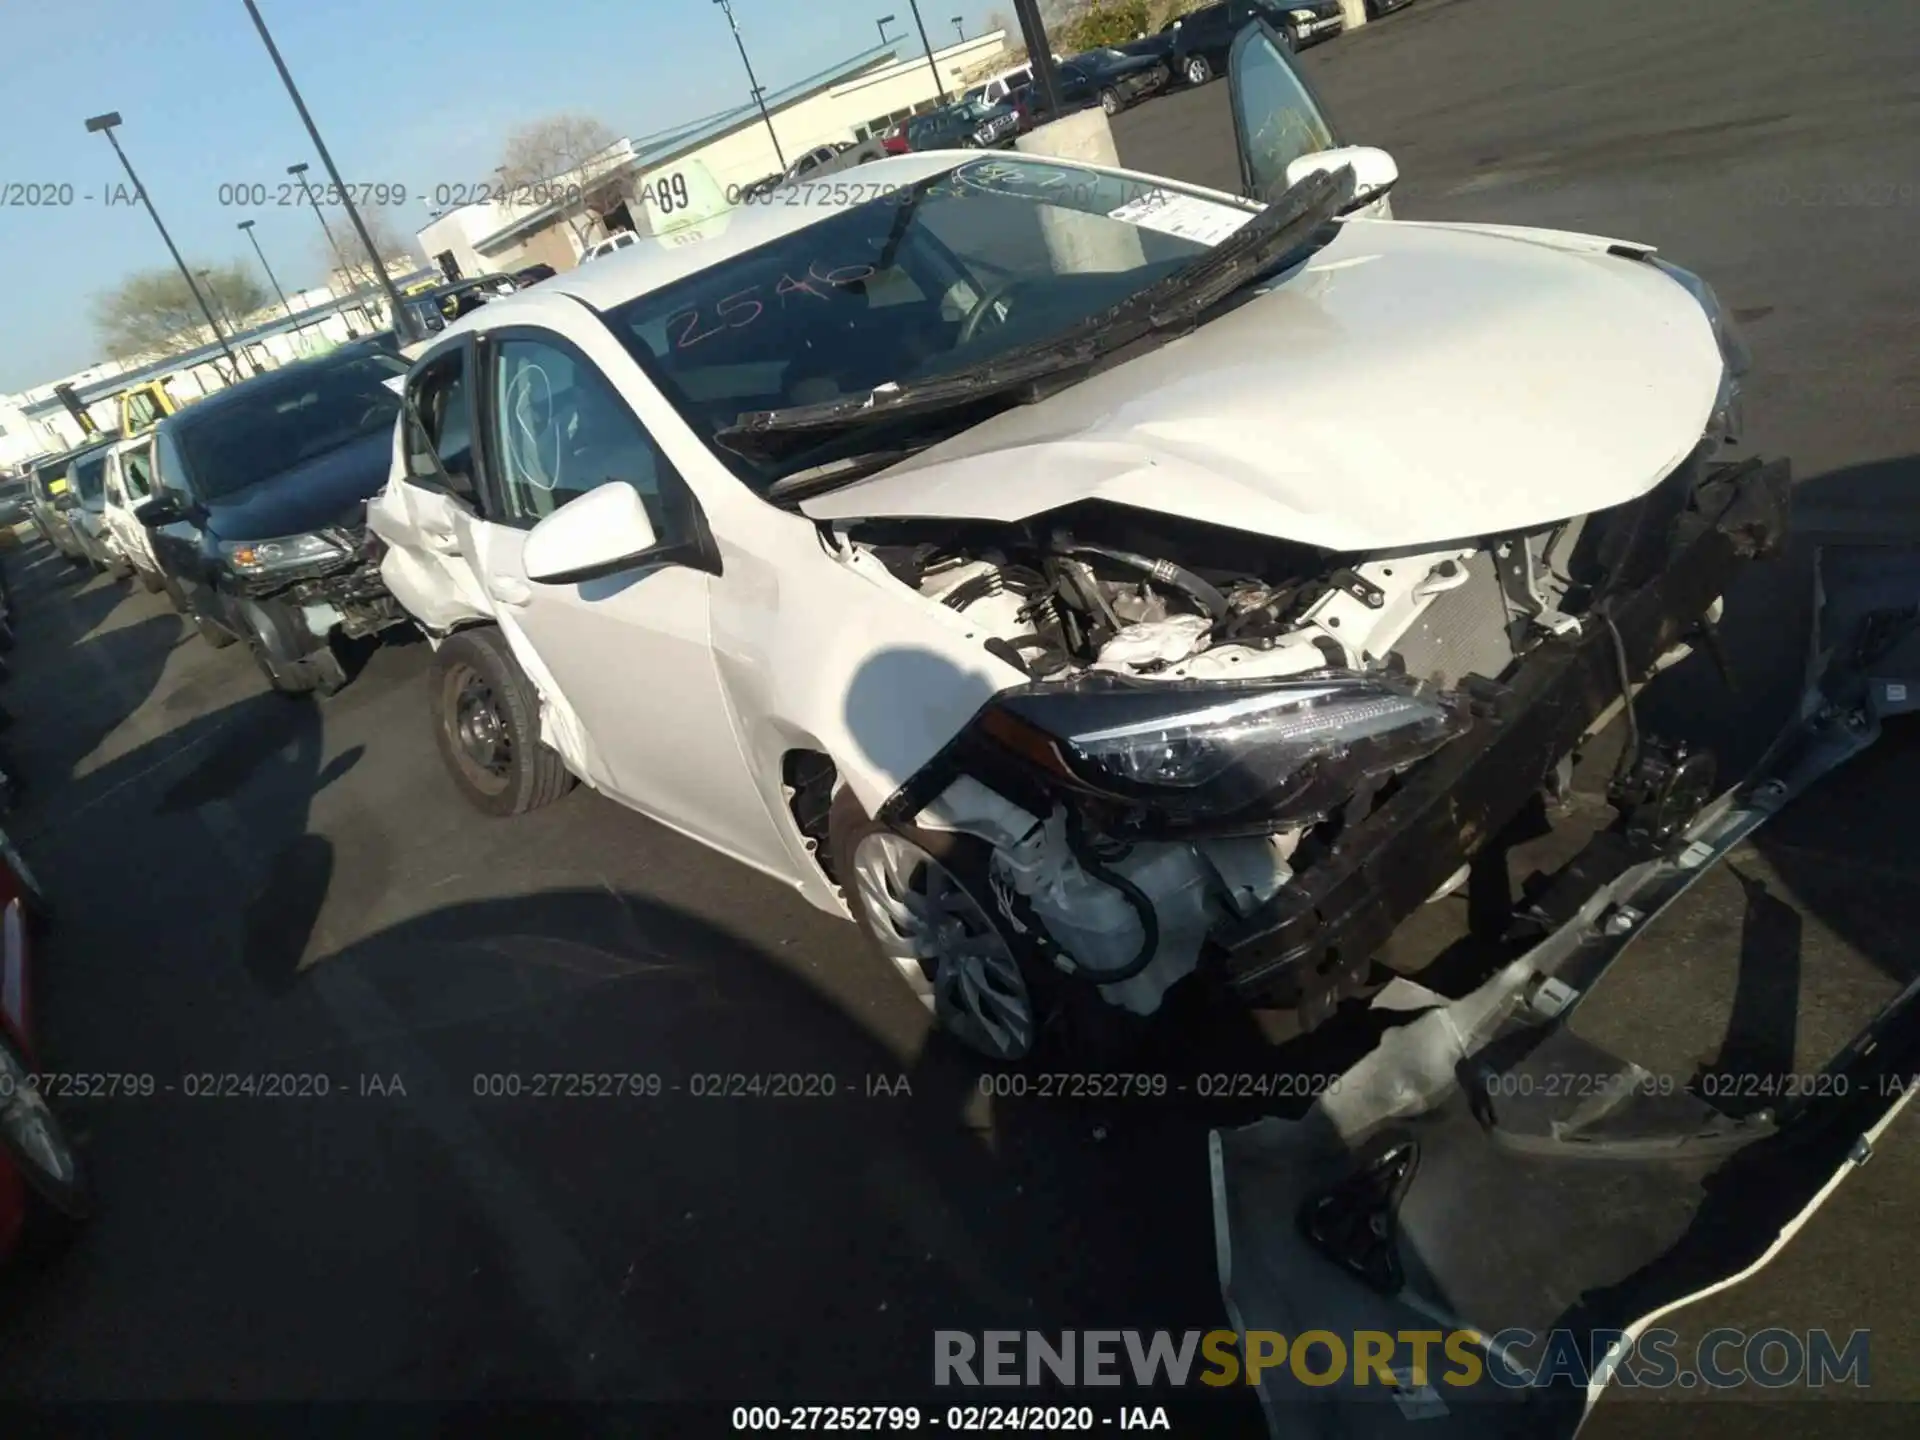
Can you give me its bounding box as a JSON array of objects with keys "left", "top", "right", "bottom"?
[
  {"left": 1187, "top": 59, "right": 1206, "bottom": 83},
  {"left": 1102, "top": 91, "right": 1120, "bottom": 114},
  {"left": 852, "top": 833, "right": 1034, "bottom": 1061},
  {"left": 443, "top": 663, "right": 514, "bottom": 794}
]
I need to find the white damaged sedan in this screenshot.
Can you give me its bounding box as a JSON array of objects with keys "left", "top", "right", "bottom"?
[{"left": 370, "top": 25, "right": 1785, "bottom": 1061}]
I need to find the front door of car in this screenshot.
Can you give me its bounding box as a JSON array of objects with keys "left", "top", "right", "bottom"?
[
  {"left": 463, "top": 324, "right": 790, "bottom": 874},
  {"left": 148, "top": 426, "right": 215, "bottom": 607},
  {"left": 1226, "top": 18, "right": 1396, "bottom": 218}
]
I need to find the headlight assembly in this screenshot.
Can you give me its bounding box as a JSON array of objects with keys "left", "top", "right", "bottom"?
[
  {"left": 220, "top": 532, "right": 348, "bottom": 576},
  {"left": 980, "top": 669, "right": 1471, "bottom": 828}
]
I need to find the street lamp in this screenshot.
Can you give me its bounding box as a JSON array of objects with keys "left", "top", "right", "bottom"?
[
  {"left": 238, "top": 219, "right": 295, "bottom": 319},
  {"left": 877, "top": 13, "right": 897, "bottom": 43},
  {"left": 83, "top": 111, "right": 244, "bottom": 383},
  {"left": 243, "top": 0, "right": 407, "bottom": 328},
  {"left": 904, "top": 1, "right": 949, "bottom": 105},
  {"left": 287, "top": 162, "right": 346, "bottom": 296},
  {"left": 713, "top": 0, "right": 787, "bottom": 171},
  {"left": 953, "top": 16, "right": 965, "bottom": 42}
]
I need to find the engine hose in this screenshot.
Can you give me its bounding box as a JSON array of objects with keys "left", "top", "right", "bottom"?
[
  {"left": 1061, "top": 811, "right": 1161, "bottom": 984},
  {"left": 1057, "top": 541, "right": 1231, "bottom": 624}
]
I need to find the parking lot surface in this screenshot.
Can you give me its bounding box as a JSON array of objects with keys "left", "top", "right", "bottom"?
[{"left": 3, "top": 0, "right": 1918, "bottom": 1432}]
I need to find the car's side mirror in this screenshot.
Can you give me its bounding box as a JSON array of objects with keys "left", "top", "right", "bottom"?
[
  {"left": 1285, "top": 144, "right": 1398, "bottom": 214},
  {"left": 136, "top": 495, "right": 182, "bottom": 528},
  {"left": 524, "top": 482, "right": 664, "bottom": 586}
]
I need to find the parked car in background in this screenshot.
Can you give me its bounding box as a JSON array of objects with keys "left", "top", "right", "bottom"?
[
  {"left": 0, "top": 477, "right": 31, "bottom": 533},
  {"left": 1152, "top": 2, "right": 1343, "bottom": 88},
  {"left": 584, "top": 231, "right": 639, "bottom": 263},
  {"left": 512, "top": 262, "right": 559, "bottom": 286},
  {"left": 1042, "top": 48, "right": 1172, "bottom": 118},
  {"left": 139, "top": 346, "right": 413, "bottom": 695},
  {"left": 64, "top": 446, "right": 131, "bottom": 578},
  {"left": 24, "top": 442, "right": 111, "bottom": 566},
  {"left": 1366, "top": 0, "right": 1417, "bottom": 15},
  {"left": 964, "top": 63, "right": 1037, "bottom": 110},
  {"left": 101, "top": 434, "right": 167, "bottom": 594},
  {"left": 394, "top": 275, "right": 521, "bottom": 357},
  {"left": 0, "top": 822, "right": 86, "bottom": 1266},
  {"left": 904, "top": 96, "right": 1026, "bottom": 152}
]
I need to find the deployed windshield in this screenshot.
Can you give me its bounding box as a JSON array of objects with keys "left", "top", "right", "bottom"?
[
  {"left": 172, "top": 353, "right": 407, "bottom": 500},
  {"left": 607, "top": 156, "right": 1262, "bottom": 488}
]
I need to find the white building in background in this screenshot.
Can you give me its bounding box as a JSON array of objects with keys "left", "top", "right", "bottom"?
[{"left": 415, "top": 30, "right": 1011, "bottom": 279}]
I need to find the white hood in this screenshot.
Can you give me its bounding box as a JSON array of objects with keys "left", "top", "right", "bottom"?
[{"left": 800, "top": 219, "right": 1727, "bottom": 553}]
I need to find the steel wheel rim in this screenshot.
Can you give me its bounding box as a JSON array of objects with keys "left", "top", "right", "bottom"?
[
  {"left": 851, "top": 832, "right": 1034, "bottom": 1061},
  {"left": 0, "top": 1039, "right": 77, "bottom": 1190},
  {"left": 445, "top": 663, "right": 514, "bottom": 793}
]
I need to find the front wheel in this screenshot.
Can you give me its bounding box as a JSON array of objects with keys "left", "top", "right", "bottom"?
[
  {"left": 829, "top": 789, "right": 1146, "bottom": 1065},
  {"left": 1099, "top": 86, "right": 1122, "bottom": 116},
  {"left": 1183, "top": 54, "right": 1212, "bottom": 85},
  {"left": 429, "top": 627, "right": 575, "bottom": 817}
]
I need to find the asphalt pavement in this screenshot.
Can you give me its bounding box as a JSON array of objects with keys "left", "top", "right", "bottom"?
[{"left": 2, "top": 0, "right": 1917, "bottom": 1433}]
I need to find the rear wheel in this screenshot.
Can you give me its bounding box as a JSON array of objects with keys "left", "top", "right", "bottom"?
[
  {"left": 1184, "top": 54, "right": 1212, "bottom": 85},
  {"left": 429, "top": 627, "right": 575, "bottom": 817}
]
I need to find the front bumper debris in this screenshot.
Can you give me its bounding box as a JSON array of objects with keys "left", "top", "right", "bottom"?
[
  {"left": 1214, "top": 453, "right": 1791, "bottom": 1018},
  {"left": 1211, "top": 542, "right": 1920, "bottom": 1439}
]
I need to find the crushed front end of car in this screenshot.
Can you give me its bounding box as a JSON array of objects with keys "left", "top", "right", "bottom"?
[
  {"left": 849, "top": 441, "right": 1788, "bottom": 1032},
  {"left": 226, "top": 517, "right": 409, "bottom": 650}
]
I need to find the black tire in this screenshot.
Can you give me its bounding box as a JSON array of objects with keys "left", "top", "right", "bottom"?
[
  {"left": 237, "top": 601, "right": 348, "bottom": 698},
  {"left": 429, "top": 627, "right": 575, "bottom": 817},
  {"left": 1183, "top": 53, "right": 1212, "bottom": 85},
  {"left": 828, "top": 788, "right": 1148, "bottom": 1065},
  {"left": 1099, "top": 86, "right": 1122, "bottom": 117}
]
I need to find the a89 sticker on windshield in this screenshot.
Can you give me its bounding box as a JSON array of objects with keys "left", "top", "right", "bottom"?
[{"left": 1107, "top": 188, "right": 1255, "bottom": 247}]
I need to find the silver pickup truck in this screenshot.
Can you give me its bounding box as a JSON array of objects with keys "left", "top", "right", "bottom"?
[{"left": 735, "top": 138, "right": 888, "bottom": 203}]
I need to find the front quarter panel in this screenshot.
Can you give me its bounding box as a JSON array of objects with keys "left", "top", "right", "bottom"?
[{"left": 705, "top": 509, "right": 1028, "bottom": 856}]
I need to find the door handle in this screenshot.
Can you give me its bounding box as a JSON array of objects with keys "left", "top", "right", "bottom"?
[{"left": 491, "top": 575, "right": 534, "bottom": 608}]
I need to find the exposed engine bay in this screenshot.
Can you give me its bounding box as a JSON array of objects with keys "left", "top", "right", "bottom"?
[{"left": 843, "top": 464, "right": 1752, "bottom": 1026}]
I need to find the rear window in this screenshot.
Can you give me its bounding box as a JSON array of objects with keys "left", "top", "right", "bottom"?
[
  {"left": 172, "top": 353, "right": 406, "bottom": 500},
  {"left": 71, "top": 452, "right": 109, "bottom": 502}
]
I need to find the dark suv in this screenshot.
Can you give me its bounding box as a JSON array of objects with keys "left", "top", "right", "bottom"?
[{"left": 139, "top": 347, "right": 412, "bottom": 695}]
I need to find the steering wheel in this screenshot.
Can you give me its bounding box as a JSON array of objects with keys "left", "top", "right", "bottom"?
[{"left": 957, "top": 278, "right": 1027, "bottom": 346}]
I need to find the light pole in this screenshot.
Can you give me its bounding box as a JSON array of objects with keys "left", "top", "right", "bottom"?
[
  {"left": 83, "top": 112, "right": 243, "bottom": 383},
  {"left": 238, "top": 219, "right": 294, "bottom": 319},
  {"left": 713, "top": 0, "right": 786, "bottom": 172},
  {"left": 905, "top": 1, "right": 948, "bottom": 105},
  {"left": 1011, "top": 0, "right": 1062, "bottom": 118},
  {"left": 877, "top": 13, "right": 897, "bottom": 43},
  {"left": 287, "top": 162, "right": 346, "bottom": 296},
  {"left": 243, "top": 0, "right": 407, "bottom": 327},
  {"left": 953, "top": 16, "right": 965, "bottom": 42}
]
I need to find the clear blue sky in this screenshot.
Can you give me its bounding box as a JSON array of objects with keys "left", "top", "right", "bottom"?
[{"left": 0, "top": 0, "right": 998, "bottom": 392}]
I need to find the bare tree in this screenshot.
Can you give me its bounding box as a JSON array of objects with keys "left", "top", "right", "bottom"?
[
  {"left": 322, "top": 206, "right": 417, "bottom": 295},
  {"left": 90, "top": 262, "right": 269, "bottom": 361},
  {"left": 498, "top": 114, "right": 624, "bottom": 247}
]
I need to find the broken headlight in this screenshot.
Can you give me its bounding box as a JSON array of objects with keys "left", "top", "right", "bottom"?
[
  {"left": 981, "top": 670, "right": 1471, "bottom": 826},
  {"left": 1651, "top": 257, "right": 1750, "bottom": 445},
  {"left": 220, "top": 532, "right": 349, "bottom": 576}
]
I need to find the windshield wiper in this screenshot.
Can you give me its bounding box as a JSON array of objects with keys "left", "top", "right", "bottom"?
[{"left": 712, "top": 164, "right": 1357, "bottom": 467}]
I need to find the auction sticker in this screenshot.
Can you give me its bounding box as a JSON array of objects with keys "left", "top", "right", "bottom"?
[{"left": 1107, "top": 188, "right": 1253, "bottom": 246}]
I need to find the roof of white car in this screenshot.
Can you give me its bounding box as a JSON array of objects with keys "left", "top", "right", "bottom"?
[{"left": 542, "top": 152, "right": 970, "bottom": 311}]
